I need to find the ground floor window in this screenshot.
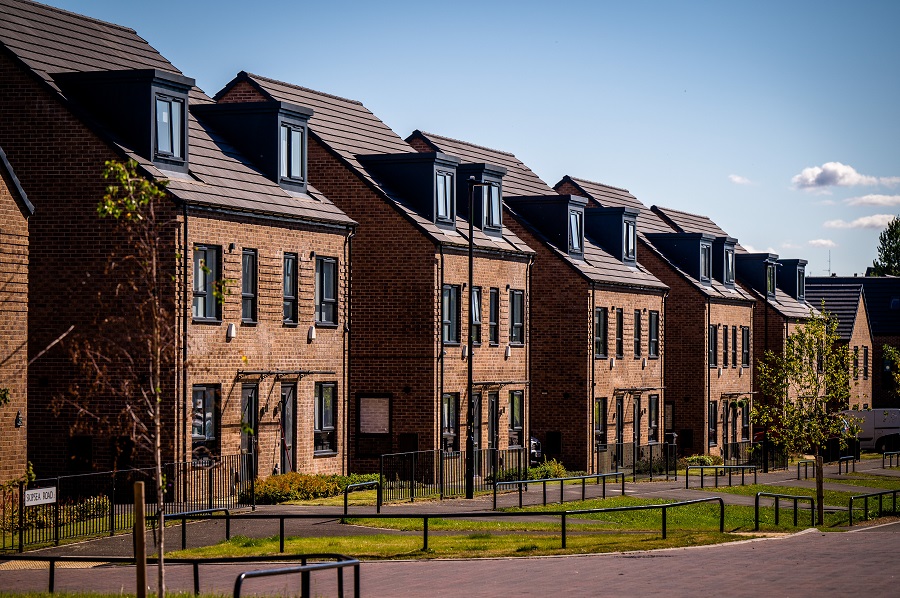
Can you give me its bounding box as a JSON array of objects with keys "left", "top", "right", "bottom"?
[
  {"left": 594, "top": 397, "right": 608, "bottom": 447},
  {"left": 509, "top": 390, "right": 524, "bottom": 447},
  {"left": 648, "top": 394, "right": 659, "bottom": 443},
  {"left": 192, "top": 385, "right": 220, "bottom": 461},
  {"left": 442, "top": 393, "right": 459, "bottom": 451},
  {"left": 708, "top": 401, "right": 718, "bottom": 446},
  {"left": 315, "top": 382, "right": 337, "bottom": 454}
]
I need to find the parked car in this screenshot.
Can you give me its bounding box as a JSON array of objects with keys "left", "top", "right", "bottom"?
[
  {"left": 530, "top": 436, "right": 542, "bottom": 466},
  {"left": 842, "top": 409, "right": 900, "bottom": 452}
]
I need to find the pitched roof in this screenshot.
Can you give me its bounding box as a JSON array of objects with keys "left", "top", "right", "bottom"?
[
  {"left": 652, "top": 205, "right": 747, "bottom": 253},
  {"left": 0, "top": 144, "right": 33, "bottom": 217},
  {"left": 808, "top": 276, "right": 900, "bottom": 337},
  {"left": 234, "top": 73, "right": 531, "bottom": 254},
  {"left": 409, "top": 131, "right": 554, "bottom": 198},
  {"left": 804, "top": 282, "right": 865, "bottom": 342},
  {"left": 556, "top": 176, "right": 752, "bottom": 303},
  {"left": 0, "top": 0, "right": 352, "bottom": 226},
  {"left": 554, "top": 176, "right": 674, "bottom": 236}
]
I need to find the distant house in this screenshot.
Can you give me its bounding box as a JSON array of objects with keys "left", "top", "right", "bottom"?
[
  {"left": 557, "top": 178, "right": 756, "bottom": 458},
  {"left": 804, "top": 281, "right": 873, "bottom": 408},
  {"left": 406, "top": 137, "right": 668, "bottom": 472},
  {"left": 0, "top": 0, "right": 354, "bottom": 478},
  {"left": 211, "top": 75, "right": 534, "bottom": 473},
  {"left": 0, "top": 145, "right": 32, "bottom": 484}
]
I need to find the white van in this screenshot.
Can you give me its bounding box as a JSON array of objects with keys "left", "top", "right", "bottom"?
[{"left": 842, "top": 409, "right": 900, "bottom": 452}]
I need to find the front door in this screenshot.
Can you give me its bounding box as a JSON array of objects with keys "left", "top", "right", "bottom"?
[
  {"left": 487, "top": 391, "right": 499, "bottom": 476},
  {"left": 472, "top": 393, "right": 482, "bottom": 475},
  {"left": 280, "top": 383, "right": 296, "bottom": 474},
  {"left": 615, "top": 396, "right": 624, "bottom": 467},
  {"left": 241, "top": 385, "right": 258, "bottom": 480}
]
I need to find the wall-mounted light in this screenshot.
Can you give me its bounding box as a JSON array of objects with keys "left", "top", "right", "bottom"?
[
  {"left": 226, "top": 323, "right": 237, "bottom": 341},
  {"left": 307, "top": 326, "right": 317, "bottom": 343},
  {"left": 642, "top": 358, "right": 647, "bottom": 369},
  {"left": 504, "top": 345, "right": 511, "bottom": 359},
  {"left": 610, "top": 357, "right": 615, "bottom": 369},
  {"left": 739, "top": 367, "right": 743, "bottom": 377},
  {"left": 462, "top": 345, "right": 469, "bottom": 360},
  {"left": 228, "top": 242, "right": 236, "bottom": 252},
  {"left": 15, "top": 411, "right": 23, "bottom": 428}
]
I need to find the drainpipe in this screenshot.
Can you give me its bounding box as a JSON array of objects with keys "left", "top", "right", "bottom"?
[
  {"left": 662, "top": 289, "right": 669, "bottom": 445},
  {"left": 525, "top": 253, "right": 534, "bottom": 464},
  {"left": 343, "top": 227, "right": 355, "bottom": 476},
  {"left": 707, "top": 296, "right": 711, "bottom": 455},
  {"left": 182, "top": 203, "right": 189, "bottom": 467},
  {"left": 590, "top": 284, "right": 596, "bottom": 473},
  {"left": 439, "top": 244, "right": 445, "bottom": 453}
]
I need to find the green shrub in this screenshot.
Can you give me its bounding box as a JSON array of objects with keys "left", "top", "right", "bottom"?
[
  {"left": 246, "top": 472, "right": 383, "bottom": 504},
  {"left": 677, "top": 454, "right": 724, "bottom": 469}
]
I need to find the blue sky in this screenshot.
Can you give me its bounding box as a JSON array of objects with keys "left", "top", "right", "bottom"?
[{"left": 40, "top": 0, "right": 900, "bottom": 276}]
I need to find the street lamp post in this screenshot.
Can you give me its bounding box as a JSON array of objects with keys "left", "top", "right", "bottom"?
[{"left": 466, "top": 176, "right": 486, "bottom": 499}]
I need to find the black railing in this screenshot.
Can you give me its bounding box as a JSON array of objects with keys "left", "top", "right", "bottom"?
[
  {"left": 493, "top": 472, "right": 626, "bottom": 510},
  {"left": 234, "top": 555, "right": 360, "bottom": 598},
  {"left": 1, "top": 453, "right": 254, "bottom": 553},
  {"left": 883, "top": 451, "right": 900, "bottom": 468},
  {"left": 610, "top": 442, "right": 677, "bottom": 481},
  {"left": 685, "top": 465, "right": 756, "bottom": 489},
  {"left": 378, "top": 448, "right": 526, "bottom": 503},
  {"left": 0, "top": 552, "right": 358, "bottom": 597},
  {"left": 848, "top": 489, "right": 900, "bottom": 526},
  {"left": 343, "top": 481, "right": 381, "bottom": 518},
  {"left": 754, "top": 492, "right": 815, "bottom": 530}
]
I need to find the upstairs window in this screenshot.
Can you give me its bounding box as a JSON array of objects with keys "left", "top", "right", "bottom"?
[
  {"left": 569, "top": 209, "right": 584, "bottom": 254},
  {"left": 192, "top": 245, "right": 221, "bottom": 321},
  {"left": 708, "top": 324, "right": 718, "bottom": 367},
  {"left": 766, "top": 264, "right": 776, "bottom": 296},
  {"left": 725, "top": 249, "right": 735, "bottom": 284},
  {"left": 741, "top": 326, "right": 750, "bottom": 367},
  {"left": 471, "top": 286, "right": 482, "bottom": 345},
  {"left": 732, "top": 326, "right": 738, "bottom": 368},
  {"left": 484, "top": 183, "right": 502, "bottom": 229},
  {"left": 241, "top": 248, "right": 258, "bottom": 323},
  {"left": 155, "top": 96, "right": 184, "bottom": 160},
  {"left": 594, "top": 307, "right": 608, "bottom": 358},
  {"left": 624, "top": 220, "right": 637, "bottom": 261},
  {"left": 436, "top": 171, "right": 454, "bottom": 223},
  {"left": 723, "top": 324, "right": 729, "bottom": 367},
  {"left": 864, "top": 346, "right": 869, "bottom": 379},
  {"left": 509, "top": 289, "right": 525, "bottom": 345},
  {"left": 633, "top": 310, "right": 642, "bottom": 357},
  {"left": 442, "top": 284, "right": 460, "bottom": 344},
  {"left": 797, "top": 268, "right": 805, "bottom": 300},
  {"left": 283, "top": 253, "right": 298, "bottom": 324},
  {"left": 316, "top": 256, "right": 337, "bottom": 325},
  {"left": 853, "top": 346, "right": 859, "bottom": 380},
  {"left": 648, "top": 311, "right": 660, "bottom": 358},
  {"left": 280, "top": 123, "right": 305, "bottom": 181},
  {"left": 489, "top": 288, "right": 499, "bottom": 345},
  {"left": 700, "top": 244, "right": 712, "bottom": 281},
  {"left": 615, "top": 308, "right": 624, "bottom": 358}
]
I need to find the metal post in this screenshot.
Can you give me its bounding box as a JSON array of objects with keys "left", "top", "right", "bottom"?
[
  {"left": 49, "top": 560, "right": 56, "bottom": 594},
  {"left": 662, "top": 506, "right": 667, "bottom": 539},
  {"left": 465, "top": 177, "right": 479, "bottom": 500},
  {"left": 561, "top": 512, "right": 567, "bottom": 548},
  {"left": 134, "top": 481, "right": 147, "bottom": 598},
  {"left": 182, "top": 516, "right": 187, "bottom": 549},
  {"left": 110, "top": 475, "right": 116, "bottom": 537},
  {"left": 280, "top": 517, "right": 285, "bottom": 553},
  {"left": 17, "top": 481, "right": 24, "bottom": 553},
  {"left": 193, "top": 561, "right": 200, "bottom": 596},
  {"left": 54, "top": 478, "right": 60, "bottom": 546},
  {"left": 423, "top": 517, "right": 429, "bottom": 551}
]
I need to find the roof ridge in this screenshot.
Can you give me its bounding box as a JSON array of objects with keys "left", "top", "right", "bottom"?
[
  {"left": 17, "top": 0, "right": 138, "bottom": 34},
  {"left": 417, "top": 131, "right": 515, "bottom": 157},
  {"left": 568, "top": 175, "right": 632, "bottom": 194},
  {"left": 653, "top": 204, "right": 710, "bottom": 219},
  {"left": 244, "top": 72, "right": 363, "bottom": 106}
]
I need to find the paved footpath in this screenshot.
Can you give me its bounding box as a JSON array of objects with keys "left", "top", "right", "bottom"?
[{"left": 2, "top": 459, "right": 898, "bottom": 596}]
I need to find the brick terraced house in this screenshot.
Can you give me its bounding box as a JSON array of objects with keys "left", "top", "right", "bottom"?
[
  {"left": 556, "top": 177, "right": 755, "bottom": 458},
  {"left": 211, "top": 74, "right": 534, "bottom": 473},
  {"left": 0, "top": 0, "right": 354, "bottom": 479},
  {"left": 410, "top": 134, "right": 668, "bottom": 472},
  {"left": 0, "top": 145, "right": 32, "bottom": 484},
  {"left": 804, "top": 281, "right": 874, "bottom": 408},
  {"left": 808, "top": 275, "right": 899, "bottom": 408}
]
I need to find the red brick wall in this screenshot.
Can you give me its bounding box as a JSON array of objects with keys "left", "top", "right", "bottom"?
[
  {"left": 505, "top": 213, "right": 665, "bottom": 470},
  {"left": 848, "top": 300, "right": 874, "bottom": 408},
  {"left": 184, "top": 211, "right": 349, "bottom": 477},
  {"left": 306, "top": 136, "right": 529, "bottom": 471},
  {"left": 0, "top": 164, "right": 28, "bottom": 483},
  {"left": 217, "top": 80, "right": 266, "bottom": 104},
  {"left": 636, "top": 242, "right": 753, "bottom": 455}
]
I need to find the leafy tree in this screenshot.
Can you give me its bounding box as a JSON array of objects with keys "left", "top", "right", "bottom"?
[
  {"left": 872, "top": 215, "right": 900, "bottom": 276},
  {"left": 68, "top": 160, "right": 174, "bottom": 596},
  {"left": 752, "top": 309, "right": 858, "bottom": 525},
  {"left": 885, "top": 345, "right": 900, "bottom": 400}
]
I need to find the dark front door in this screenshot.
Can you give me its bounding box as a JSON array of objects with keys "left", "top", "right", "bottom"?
[
  {"left": 472, "top": 393, "right": 482, "bottom": 475},
  {"left": 615, "top": 396, "right": 624, "bottom": 467},
  {"left": 241, "top": 385, "right": 258, "bottom": 480},
  {"left": 280, "top": 383, "right": 296, "bottom": 474}
]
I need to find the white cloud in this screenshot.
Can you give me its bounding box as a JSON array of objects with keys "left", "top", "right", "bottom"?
[
  {"left": 845, "top": 194, "right": 900, "bottom": 207},
  {"left": 808, "top": 239, "right": 837, "bottom": 248},
  {"left": 822, "top": 214, "right": 896, "bottom": 229},
  {"left": 781, "top": 242, "right": 801, "bottom": 250},
  {"left": 791, "top": 161, "right": 900, "bottom": 189},
  {"left": 728, "top": 174, "right": 752, "bottom": 185},
  {"left": 743, "top": 243, "right": 777, "bottom": 254}
]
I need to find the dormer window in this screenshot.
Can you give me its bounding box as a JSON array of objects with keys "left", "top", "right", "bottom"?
[
  {"left": 155, "top": 95, "right": 184, "bottom": 160},
  {"left": 797, "top": 268, "right": 805, "bottom": 300},
  {"left": 436, "top": 171, "right": 454, "bottom": 223},
  {"left": 766, "top": 263, "right": 776, "bottom": 296},
  {"left": 725, "top": 248, "right": 735, "bottom": 284},
  {"left": 280, "top": 122, "right": 306, "bottom": 182},
  {"left": 569, "top": 209, "right": 584, "bottom": 254},
  {"left": 624, "top": 220, "right": 636, "bottom": 262},
  {"left": 484, "top": 183, "right": 502, "bottom": 229},
  {"left": 700, "top": 243, "right": 712, "bottom": 281}
]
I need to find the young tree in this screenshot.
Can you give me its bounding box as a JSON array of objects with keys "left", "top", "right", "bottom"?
[
  {"left": 752, "top": 309, "right": 857, "bottom": 525},
  {"left": 70, "top": 160, "right": 175, "bottom": 596},
  {"left": 872, "top": 215, "right": 900, "bottom": 276},
  {"left": 884, "top": 345, "right": 900, "bottom": 399}
]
